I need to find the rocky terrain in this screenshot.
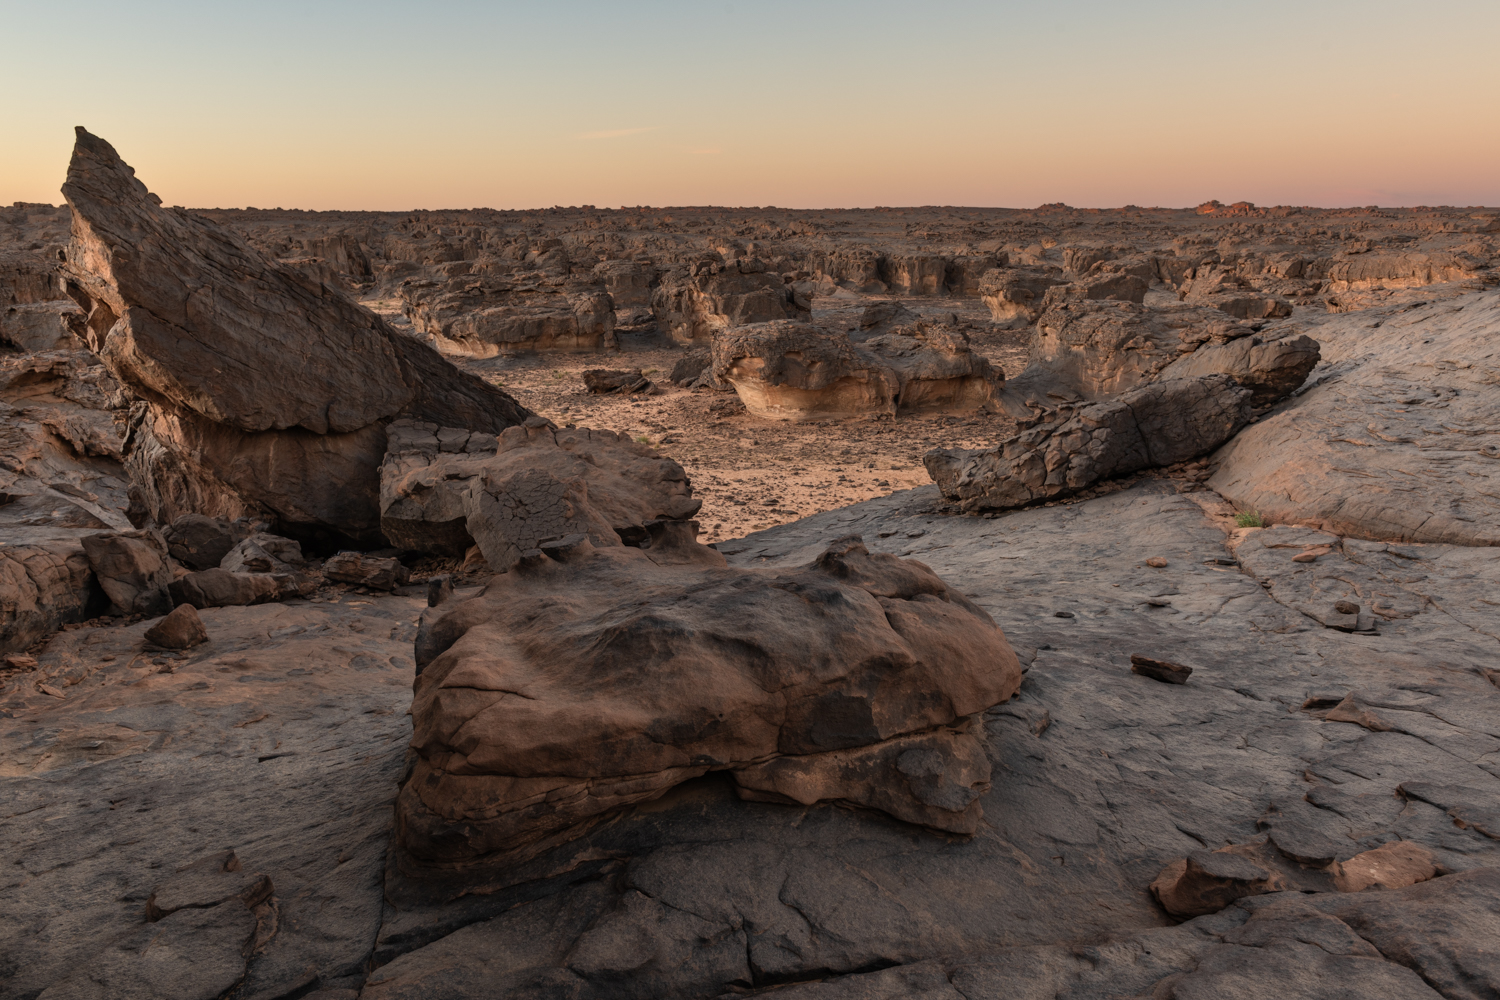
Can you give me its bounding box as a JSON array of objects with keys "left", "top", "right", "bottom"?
[{"left": 0, "top": 132, "right": 1497, "bottom": 999}]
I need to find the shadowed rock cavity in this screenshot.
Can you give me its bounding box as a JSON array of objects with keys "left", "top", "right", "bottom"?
[
  {"left": 59, "top": 127, "right": 534, "bottom": 545},
  {"left": 397, "top": 531, "right": 1022, "bottom": 865}
]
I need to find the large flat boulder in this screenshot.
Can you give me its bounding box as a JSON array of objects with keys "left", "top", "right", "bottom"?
[
  {"left": 397, "top": 531, "right": 1022, "bottom": 864},
  {"left": 58, "top": 128, "right": 533, "bottom": 542},
  {"left": 1210, "top": 290, "right": 1500, "bottom": 545}
]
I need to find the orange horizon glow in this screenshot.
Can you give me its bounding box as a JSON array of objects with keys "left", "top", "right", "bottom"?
[{"left": 4, "top": 1, "right": 1498, "bottom": 213}]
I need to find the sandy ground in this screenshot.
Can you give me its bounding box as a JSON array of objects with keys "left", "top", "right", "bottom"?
[{"left": 370, "top": 295, "right": 1032, "bottom": 545}]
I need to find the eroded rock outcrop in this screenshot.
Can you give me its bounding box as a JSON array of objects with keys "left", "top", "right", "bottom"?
[
  {"left": 397, "top": 531, "right": 1023, "bottom": 864},
  {"left": 978, "top": 266, "right": 1067, "bottom": 325},
  {"left": 1014, "top": 300, "right": 1321, "bottom": 406},
  {"left": 652, "top": 261, "right": 807, "bottom": 344},
  {"left": 925, "top": 374, "right": 1254, "bottom": 510},
  {"left": 712, "top": 320, "right": 1000, "bottom": 420},
  {"left": 59, "top": 128, "right": 533, "bottom": 543},
  {"left": 379, "top": 417, "right": 701, "bottom": 566},
  {"left": 400, "top": 275, "right": 616, "bottom": 355}
]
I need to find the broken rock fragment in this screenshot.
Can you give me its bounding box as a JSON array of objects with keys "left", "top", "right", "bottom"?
[
  {"left": 143, "top": 603, "right": 209, "bottom": 649},
  {"left": 1130, "top": 654, "right": 1192, "bottom": 684},
  {"left": 397, "top": 531, "right": 1023, "bottom": 864},
  {"left": 925, "top": 374, "right": 1254, "bottom": 512},
  {"left": 380, "top": 417, "right": 700, "bottom": 568},
  {"left": 323, "top": 551, "right": 409, "bottom": 591},
  {"left": 80, "top": 528, "right": 172, "bottom": 616}
]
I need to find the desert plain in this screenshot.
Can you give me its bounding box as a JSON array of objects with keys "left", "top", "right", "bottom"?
[{"left": 0, "top": 129, "right": 1497, "bottom": 999}]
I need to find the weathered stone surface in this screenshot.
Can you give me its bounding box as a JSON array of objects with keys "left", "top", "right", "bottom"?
[
  {"left": 59, "top": 128, "right": 532, "bottom": 540},
  {"left": 161, "top": 514, "right": 255, "bottom": 571},
  {"left": 925, "top": 375, "right": 1253, "bottom": 511},
  {"left": 978, "top": 266, "right": 1067, "bottom": 324},
  {"left": 0, "top": 250, "right": 83, "bottom": 353},
  {"left": 80, "top": 528, "right": 171, "bottom": 616},
  {"left": 1130, "top": 653, "right": 1192, "bottom": 683},
  {"left": 380, "top": 418, "right": 700, "bottom": 565},
  {"left": 397, "top": 531, "right": 1022, "bottom": 864},
  {"left": 1210, "top": 291, "right": 1500, "bottom": 545},
  {"left": 168, "top": 567, "right": 287, "bottom": 608},
  {"left": 581, "top": 368, "right": 652, "bottom": 394},
  {"left": 0, "top": 598, "right": 421, "bottom": 999},
  {"left": 400, "top": 275, "right": 616, "bottom": 355},
  {"left": 713, "top": 320, "right": 899, "bottom": 419},
  {"left": 143, "top": 603, "right": 208, "bottom": 649},
  {"left": 669, "top": 347, "right": 712, "bottom": 386},
  {"left": 713, "top": 320, "right": 999, "bottom": 420},
  {"left": 652, "top": 262, "right": 807, "bottom": 344},
  {"left": 219, "top": 532, "right": 304, "bottom": 575},
  {"left": 1015, "top": 300, "right": 1318, "bottom": 406},
  {"left": 324, "top": 552, "right": 408, "bottom": 591},
  {"left": 1180, "top": 264, "right": 1295, "bottom": 318}
]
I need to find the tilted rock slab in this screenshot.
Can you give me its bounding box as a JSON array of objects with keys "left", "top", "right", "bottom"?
[
  {"left": 925, "top": 374, "right": 1253, "bottom": 511},
  {"left": 380, "top": 417, "right": 701, "bottom": 565},
  {"left": 1209, "top": 289, "right": 1500, "bottom": 545},
  {"left": 59, "top": 128, "right": 532, "bottom": 542},
  {"left": 397, "top": 531, "right": 1022, "bottom": 864},
  {"left": 712, "top": 319, "right": 1000, "bottom": 420}
]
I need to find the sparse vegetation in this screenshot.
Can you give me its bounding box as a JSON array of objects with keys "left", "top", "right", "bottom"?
[{"left": 1234, "top": 510, "right": 1265, "bottom": 528}]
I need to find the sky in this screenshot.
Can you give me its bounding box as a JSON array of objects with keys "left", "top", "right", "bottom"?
[{"left": 2, "top": 0, "right": 1497, "bottom": 211}]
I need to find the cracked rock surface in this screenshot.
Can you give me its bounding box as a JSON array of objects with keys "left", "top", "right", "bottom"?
[{"left": 3, "top": 480, "right": 1497, "bottom": 997}]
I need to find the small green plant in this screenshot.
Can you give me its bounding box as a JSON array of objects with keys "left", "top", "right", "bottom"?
[
  {"left": 1234, "top": 510, "right": 1265, "bottom": 528},
  {"left": 636, "top": 435, "right": 652, "bottom": 445}
]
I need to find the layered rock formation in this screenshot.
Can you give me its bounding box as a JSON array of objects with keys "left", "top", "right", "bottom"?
[
  {"left": 1015, "top": 300, "right": 1321, "bottom": 405},
  {"left": 400, "top": 275, "right": 616, "bottom": 355},
  {"left": 59, "top": 129, "right": 533, "bottom": 543},
  {"left": 652, "top": 261, "right": 807, "bottom": 344},
  {"left": 398, "top": 530, "right": 1023, "bottom": 863},
  {"left": 925, "top": 374, "right": 1254, "bottom": 510},
  {"left": 711, "top": 319, "right": 1001, "bottom": 420},
  {"left": 379, "top": 417, "right": 700, "bottom": 564}
]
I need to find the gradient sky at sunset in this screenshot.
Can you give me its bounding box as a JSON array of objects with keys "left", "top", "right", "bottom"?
[{"left": 3, "top": 0, "right": 1497, "bottom": 210}]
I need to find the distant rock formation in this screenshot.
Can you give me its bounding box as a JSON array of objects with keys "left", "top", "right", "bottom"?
[
  {"left": 652, "top": 260, "right": 807, "bottom": 344},
  {"left": 59, "top": 128, "right": 533, "bottom": 544},
  {"left": 711, "top": 319, "right": 1001, "bottom": 420},
  {"left": 400, "top": 275, "right": 615, "bottom": 355}
]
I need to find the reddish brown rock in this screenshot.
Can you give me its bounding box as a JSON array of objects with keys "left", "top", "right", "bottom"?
[{"left": 143, "top": 603, "right": 209, "bottom": 649}]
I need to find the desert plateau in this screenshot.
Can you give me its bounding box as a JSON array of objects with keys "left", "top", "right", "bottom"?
[{"left": 3, "top": 15, "right": 1500, "bottom": 995}]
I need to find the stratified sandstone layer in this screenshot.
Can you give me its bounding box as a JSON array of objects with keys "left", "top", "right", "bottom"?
[
  {"left": 59, "top": 128, "right": 532, "bottom": 542},
  {"left": 397, "top": 531, "right": 1022, "bottom": 863}
]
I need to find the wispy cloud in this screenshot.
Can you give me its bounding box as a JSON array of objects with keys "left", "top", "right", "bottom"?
[{"left": 577, "top": 126, "right": 659, "bottom": 140}]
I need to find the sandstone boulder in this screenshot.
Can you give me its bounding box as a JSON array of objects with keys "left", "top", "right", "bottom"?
[
  {"left": 324, "top": 551, "right": 408, "bottom": 590},
  {"left": 397, "top": 530, "right": 1023, "bottom": 864},
  {"left": 400, "top": 276, "right": 616, "bottom": 355},
  {"left": 804, "top": 248, "right": 886, "bottom": 292},
  {"left": 218, "top": 532, "right": 304, "bottom": 575},
  {"left": 712, "top": 320, "right": 1000, "bottom": 420},
  {"left": 143, "top": 603, "right": 208, "bottom": 649},
  {"left": 80, "top": 528, "right": 172, "bottom": 617},
  {"left": 652, "top": 262, "right": 807, "bottom": 344},
  {"left": 59, "top": 128, "right": 533, "bottom": 543},
  {"left": 881, "top": 255, "right": 947, "bottom": 295},
  {"left": 925, "top": 374, "right": 1254, "bottom": 511},
  {"left": 168, "top": 567, "right": 302, "bottom": 608},
  {"left": 379, "top": 418, "right": 701, "bottom": 567},
  {"left": 0, "top": 250, "right": 84, "bottom": 353},
  {"left": 1179, "top": 265, "right": 1293, "bottom": 319},
  {"left": 161, "top": 514, "right": 255, "bottom": 571}
]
